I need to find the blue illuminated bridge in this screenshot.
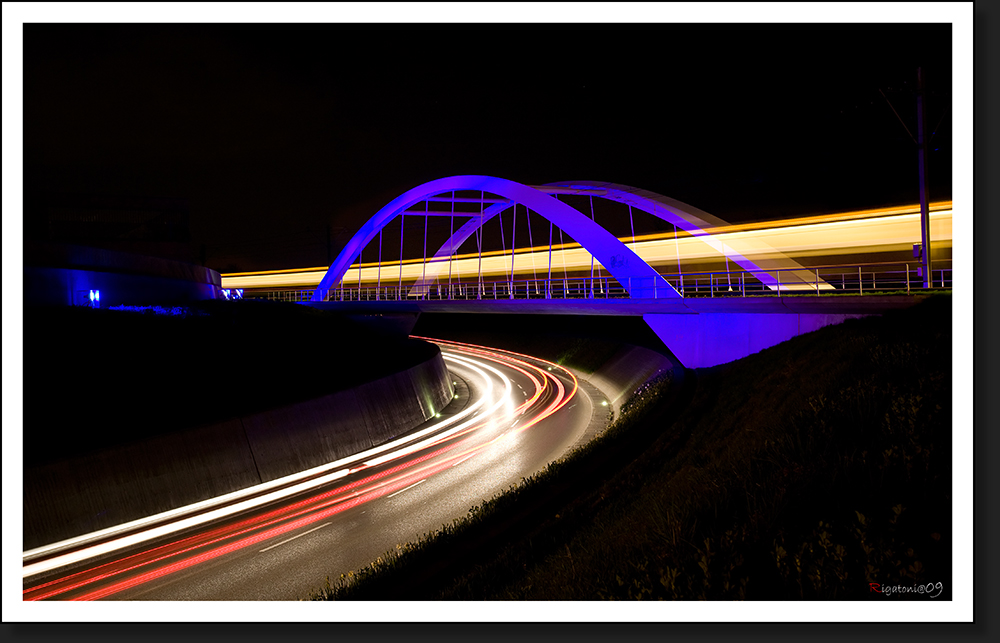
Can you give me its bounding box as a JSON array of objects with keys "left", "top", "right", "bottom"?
[{"left": 291, "top": 175, "right": 944, "bottom": 368}]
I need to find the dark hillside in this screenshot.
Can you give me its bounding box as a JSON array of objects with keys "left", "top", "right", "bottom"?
[{"left": 313, "top": 295, "right": 952, "bottom": 600}]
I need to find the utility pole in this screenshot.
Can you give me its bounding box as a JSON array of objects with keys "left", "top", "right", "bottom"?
[{"left": 916, "top": 67, "right": 933, "bottom": 288}]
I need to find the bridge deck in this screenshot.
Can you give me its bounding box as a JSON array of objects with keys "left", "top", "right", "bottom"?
[{"left": 303, "top": 294, "right": 936, "bottom": 316}]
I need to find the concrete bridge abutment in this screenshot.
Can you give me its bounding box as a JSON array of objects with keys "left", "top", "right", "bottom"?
[
  {"left": 324, "top": 295, "right": 934, "bottom": 371},
  {"left": 643, "top": 312, "right": 869, "bottom": 369}
]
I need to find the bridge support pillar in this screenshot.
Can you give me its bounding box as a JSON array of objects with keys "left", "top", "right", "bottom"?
[{"left": 643, "top": 312, "right": 870, "bottom": 369}]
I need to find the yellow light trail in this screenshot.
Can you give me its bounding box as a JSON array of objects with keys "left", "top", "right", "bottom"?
[{"left": 221, "top": 202, "right": 953, "bottom": 290}]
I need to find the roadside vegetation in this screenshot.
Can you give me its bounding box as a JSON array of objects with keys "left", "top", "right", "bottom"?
[{"left": 311, "top": 294, "right": 952, "bottom": 600}]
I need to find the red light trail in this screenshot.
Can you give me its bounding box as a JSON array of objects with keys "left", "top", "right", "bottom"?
[{"left": 23, "top": 339, "right": 577, "bottom": 601}]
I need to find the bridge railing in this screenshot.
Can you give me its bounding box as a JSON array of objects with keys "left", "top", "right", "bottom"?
[
  {"left": 253, "top": 261, "right": 951, "bottom": 303},
  {"left": 666, "top": 261, "right": 952, "bottom": 298}
]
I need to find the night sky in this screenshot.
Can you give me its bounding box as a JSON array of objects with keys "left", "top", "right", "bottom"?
[{"left": 21, "top": 21, "right": 952, "bottom": 272}]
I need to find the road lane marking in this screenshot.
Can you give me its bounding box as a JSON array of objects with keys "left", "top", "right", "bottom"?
[
  {"left": 387, "top": 479, "right": 426, "bottom": 498},
  {"left": 451, "top": 454, "right": 475, "bottom": 468},
  {"left": 23, "top": 343, "right": 576, "bottom": 597},
  {"left": 24, "top": 352, "right": 494, "bottom": 576},
  {"left": 258, "top": 522, "right": 331, "bottom": 553}
]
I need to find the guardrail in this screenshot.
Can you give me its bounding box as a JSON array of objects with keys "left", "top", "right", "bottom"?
[{"left": 253, "top": 261, "right": 951, "bottom": 303}]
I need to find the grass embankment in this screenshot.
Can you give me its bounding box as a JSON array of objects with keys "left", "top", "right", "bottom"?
[
  {"left": 312, "top": 295, "right": 952, "bottom": 600},
  {"left": 23, "top": 300, "right": 435, "bottom": 468}
]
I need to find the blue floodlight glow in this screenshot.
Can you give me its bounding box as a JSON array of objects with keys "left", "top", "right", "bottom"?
[
  {"left": 312, "top": 175, "right": 679, "bottom": 301},
  {"left": 108, "top": 305, "right": 202, "bottom": 317},
  {"left": 313, "top": 176, "right": 823, "bottom": 299}
]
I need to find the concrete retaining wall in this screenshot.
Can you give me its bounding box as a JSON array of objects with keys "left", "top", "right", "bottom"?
[
  {"left": 242, "top": 353, "right": 452, "bottom": 483},
  {"left": 579, "top": 345, "right": 677, "bottom": 417},
  {"left": 23, "top": 350, "right": 453, "bottom": 550},
  {"left": 409, "top": 311, "right": 679, "bottom": 421},
  {"left": 644, "top": 312, "right": 870, "bottom": 369}
]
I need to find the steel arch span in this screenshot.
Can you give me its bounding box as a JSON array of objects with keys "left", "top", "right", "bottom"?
[
  {"left": 539, "top": 181, "right": 828, "bottom": 291},
  {"left": 312, "top": 176, "right": 680, "bottom": 301},
  {"left": 408, "top": 180, "right": 826, "bottom": 293}
]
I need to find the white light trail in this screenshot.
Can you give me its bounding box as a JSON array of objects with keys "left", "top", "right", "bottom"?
[
  {"left": 22, "top": 349, "right": 499, "bottom": 579},
  {"left": 359, "top": 354, "right": 515, "bottom": 469}
]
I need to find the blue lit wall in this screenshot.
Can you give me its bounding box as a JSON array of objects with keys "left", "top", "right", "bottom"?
[
  {"left": 643, "top": 312, "right": 869, "bottom": 369},
  {"left": 24, "top": 243, "right": 223, "bottom": 307}
]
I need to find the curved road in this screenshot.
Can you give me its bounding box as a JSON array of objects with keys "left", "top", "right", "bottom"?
[{"left": 23, "top": 338, "right": 601, "bottom": 600}]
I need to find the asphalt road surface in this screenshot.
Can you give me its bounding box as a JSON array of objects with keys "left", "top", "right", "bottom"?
[{"left": 23, "top": 338, "right": 601, "bottom": 600}]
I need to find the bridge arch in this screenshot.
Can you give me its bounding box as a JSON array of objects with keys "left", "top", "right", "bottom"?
[
  {"left": 540, "top": 181, "right": 826, "bottom": 290},
  {"left": 405, "top": 180, "right": 826, "bottom": 294},
  {"left": 312, "top": 176, "right": 679, "bottom": 301}
]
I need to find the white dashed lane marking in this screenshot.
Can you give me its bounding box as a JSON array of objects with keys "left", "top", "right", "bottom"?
[
  {"left": 258, "top": 522, "right": 331, "bottom": 553},
  {"left": 387, "top": 479, "right": 426, "bottom": 498}
]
